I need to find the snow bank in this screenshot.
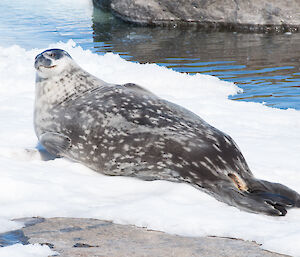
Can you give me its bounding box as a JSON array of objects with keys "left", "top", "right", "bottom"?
[
  {"left": 0, "top": 244, "right": 55, "bottom": 257},
  {"left": 0, "top": 40, "right": 300, "bottom": 256}
]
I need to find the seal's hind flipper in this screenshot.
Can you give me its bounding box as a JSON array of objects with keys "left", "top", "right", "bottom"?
[
  {"left": 40, "top": 132, "right": 71, "bottom": 157},
  {"left": 251, "top": 192, "right": 295, "bottom": 207},
  {"left": 245, "top": 179, "right": 300, "bottom": 216},
  {"left": 247, "top": 191, "right": 295, "bottom": 216},
  {"left": 214, "top": 175, "right": 300, "bottom": 216}
]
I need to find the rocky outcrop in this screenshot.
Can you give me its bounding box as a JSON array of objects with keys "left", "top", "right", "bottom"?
[
  {"left": 0, "top": 217, "right": 289, "bottom": 257},
  {"left": 93, "top": 0, "right": 300, "bottom": 32}
]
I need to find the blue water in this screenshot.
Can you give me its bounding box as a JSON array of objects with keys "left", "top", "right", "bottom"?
[
  {"left": 0, "top": 230, "right": 28, "bottom": 247},
  {"left": 1, "top": 0, "right": 300, "bottom": 109}
]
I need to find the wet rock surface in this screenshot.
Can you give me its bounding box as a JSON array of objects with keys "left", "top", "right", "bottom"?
[
  {"left": 93, "top": 0, "right": 300, "bottom": 32},
  {"left": 0, "top": 217, "right": 289, "bottom": 257}
]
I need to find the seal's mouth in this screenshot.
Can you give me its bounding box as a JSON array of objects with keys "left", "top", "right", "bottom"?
[
  {"left": 36, "top": 64, "right": 57, "bottom": 71},
  {"left": 40, "top": 65, "right": 57, "bottom": 69}
]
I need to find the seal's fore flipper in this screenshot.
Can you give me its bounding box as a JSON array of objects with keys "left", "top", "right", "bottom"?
[{"left": 40, "top": 132, "right": 71, "bottom": 157}]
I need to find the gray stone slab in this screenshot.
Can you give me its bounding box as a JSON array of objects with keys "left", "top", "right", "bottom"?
[
  {"left": 93, "top": 0, "right": 300, "bottom": 32},
  {"left": 11, "top": 217, "right": 289, "bottom": 257}
]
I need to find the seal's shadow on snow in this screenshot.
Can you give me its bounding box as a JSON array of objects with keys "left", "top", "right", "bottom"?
[{"left": 35, "top": 142, "right": 58, "bottom": 161}]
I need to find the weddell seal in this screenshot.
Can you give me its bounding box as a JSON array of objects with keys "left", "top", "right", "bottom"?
[{"left": 34, "top": 49, "right": 300, "bottom": 216}]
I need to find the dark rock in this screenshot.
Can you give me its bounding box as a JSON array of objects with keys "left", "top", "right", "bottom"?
[
  {"left": 73, "top": 242, "right": 98, "bottom": 248},
  {"left": 93, "top": 0, "right": 300, "bottom": 32},
  {"left": 60, "top": 227, "right": 83, "bottom": 233},
  {"left": 41, "top": 242, "right": 55, "bottom": 249}
]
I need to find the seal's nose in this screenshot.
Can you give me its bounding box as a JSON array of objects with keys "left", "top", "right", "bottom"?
[
  {"left": 34, "top": 53, "right": 52, "bottom": 70},
  {"left": 34, "top": 55, "right": 41, "bottom": 70}
]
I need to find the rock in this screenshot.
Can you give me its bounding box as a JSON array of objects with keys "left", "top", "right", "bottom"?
[
  {"left": 93, "top": 0, "right": 300, "bottom": 32},
  {"left": 0, "top": 217, "right": 289, "bottom": 257}
]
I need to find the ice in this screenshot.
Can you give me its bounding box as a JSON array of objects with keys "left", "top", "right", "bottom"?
[
  {"left": 0, "top": 40, "right": 300, "bottom": 256},
  {"left": 0, "top": 244, "right": 56, "bottom": 257}
]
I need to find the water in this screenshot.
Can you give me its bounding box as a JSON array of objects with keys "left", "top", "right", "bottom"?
[
  {"left": 0, "top": 230, "right": 29, "bottom": 247},
  {"left": 1, "top": 0, "right": 300, "bottom": 109},
  {"left": 0, "top": 218, "right": 44, "bottom": 247}
]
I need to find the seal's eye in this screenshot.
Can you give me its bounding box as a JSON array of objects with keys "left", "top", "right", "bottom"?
[{"left": 48, "top": 53, "right": 56, "bottom": 58}]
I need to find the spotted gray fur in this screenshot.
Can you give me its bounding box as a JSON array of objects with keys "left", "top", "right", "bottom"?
[{"left": 34, "top": 49, "right": 300, "bottom": 216}]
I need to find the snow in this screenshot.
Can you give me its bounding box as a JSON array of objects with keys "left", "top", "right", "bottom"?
[
  {"left": 0, "top": 40, "right": 300, "bottom": 257},
  {"left": 0, "top": 244, "right": 56, "bottom": 257}
]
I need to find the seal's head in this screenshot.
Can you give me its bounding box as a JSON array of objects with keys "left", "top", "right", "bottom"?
[{"left": 34, "top": 49, "right": 73, "bottom": 79}]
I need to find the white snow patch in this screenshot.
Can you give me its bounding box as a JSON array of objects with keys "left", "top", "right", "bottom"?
[
  {"left": 0, "top": 243, "right": 56, "bottom": 257},
  {"left": 0, "top": 40, "right": 300, "bottom": 256}
]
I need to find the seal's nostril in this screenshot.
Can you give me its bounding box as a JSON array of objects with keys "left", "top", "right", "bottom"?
[{"left": 34, "top": 59, "right": 39, "bottom": 69}]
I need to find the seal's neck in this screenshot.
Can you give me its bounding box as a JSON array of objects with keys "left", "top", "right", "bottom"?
[{"left": 35, "top": 64, "right": 106, "bottom": 108}]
